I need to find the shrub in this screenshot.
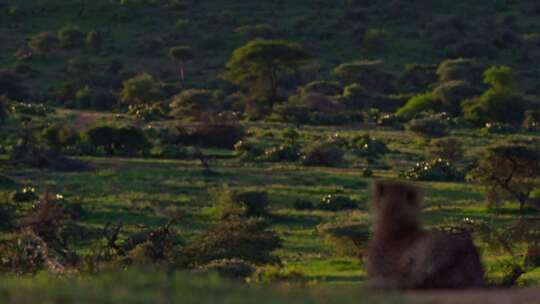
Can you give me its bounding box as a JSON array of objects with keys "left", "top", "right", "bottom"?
[
  {"left": 333, "top": 60, "right": 394, "bottom": 93},
  {"left": 363, "top": 28, "right": 387, "bottom": 51},
  {"left": 120, "top": 73, "right": 161, "bottom": 105},
  {"left": 249, "top": 265, "right": 305, "bottom": 284},
  {"left": 301, "top": 140, "right": 345, "bottom": 166},
  {"left": 28, "top": 32, "right": 59, "bottom": 55},
  {"left": 150, "top": 144, "right": 187, "bottom": 159},
  {"left": 341, "top": 83, "right": 371, "bottom": 110},
  {"left": 214, "top": 189, "right": 269, "bottom": 218},
  {"left": 436, "top": 58, "right": 484, "bottom": 85},
  {"left": 58, "top": 25, "right": 85, "bottom": 48},
  {"left": 84, "top": 126, "right": 150, "bottom": 156},
  {"left": 196, "top": 259, "right": 255, "bottom": 279},
  {"left": 128, "top": 103, "right": 167, "bottom": 121},
  {"left": 233, "top": 140, "right": 263, "bottom": 160},
  {"left": 86, "top": 31, "right": 102, "bottom": 50},
  {"left": 350, "top": 134, "right": 389, "bottom": 158},
  {"left": 264, "top": 143, "right": 301, "bottom": 162},
  {"left": 180, "top": 217, "right": 282, "bottom": 266},
  {"left": 481, "top": 122, "right": 517, "bottom": 135},
  {"left": 11, "top": 186, "right": 38, "bottom": 203},
  {"left": 40, "top": 124, "right": 80, "bottom": 152},
  {"left": 399, "top": 63, "right": 438, "bottom": 92},
  {"left": 170, "top": 89, "right": 216, "bottom": 120},
  {"left": 463, "top": 89, "right": 525, "bottom": 126},
  {"left": 523, "top": 110, "right": 540, "bottom": 131},
  {"left": 190, "top": 123, "right": 245, "bottom": 149},
  {"left": 407, "top": 114, "right": 449, "bottom": 138},
  {"left": 400, "top": 158, "right": 465, "bottom": 182},
  {"left": 301, "top": 81, "right": 342, "bottom": 96},
  {"left": 0, "top": 230, "right": 49, "bottom": 275},
  {"left": 317, "top": 222, "right": 370, "bottom": 257},
  {"left": 432, "top": 80, "right": 479, "bottom": 116},
  {"left": 317, "top": 194, "right": 358, "bottom": 211},
  {"left": 396, "top": 92, "right": 439, "bottom": 118},
  {"left": 430, "top": 137, "right": 464, "bottom": 163}
]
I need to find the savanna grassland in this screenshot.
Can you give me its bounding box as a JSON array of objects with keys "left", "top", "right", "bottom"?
[{"left": 1, "top": 0, "right": 540, "bottom": 303}]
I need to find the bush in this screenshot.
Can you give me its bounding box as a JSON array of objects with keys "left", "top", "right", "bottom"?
[
  {"left": 432, "top": 80, "right": 479, "bottom": 116},
  {"left": 181, "top": 123, "right": 245, "bottom": 149},
  {"left": 301, "top": 140, "right": 345, "bottom": 166},
  {"left": 396, "top": 92, "right": 439, "bottom": 118},
  {"left": 86, "top": 31, "right": 102, "bottom": 50},
  {"left": 523, "top": 110, "right": 540, "bottom": 131},
  {"left": 58, "top": 25, "right": 85, "bottom": 48},
  {"left": 341, "top": 83, "right": 370, "bottom": 110},
  {"left": 11, "top": 186, "right": 38, "bottom": 203},
  {"left": 350, "top": 134, "right": 389, "bottom": 158},
  {"left": 317, "top": 195, "right": 358, "bottom": 211},
  {"left": 11, "top": 102, "right": 53, "bottom": 117},
  {"left": 333, "top": 60, "right": 394, "bottom": 93},
  {"left": 233, "top": 140, "right": 263, "bottom": 160},
  {"left": 120, "top": 73, "right": 161, "bottom": 105},
  {"left": 463, "top": 90, "right": 526, "bottom": 126},
  {"left": 436, "top": 58, "right": 484, "bottom": 85},
  {"left": 407, "top": 115, "right": 449, "bottom": 138},
  {"left": 170, "top": 89, "right": 216, "bottom": 120},
  {"left": 150, "top": 144, "right": 187, "bottom": 159},
  {"left": 214, "top": 189, "right": 270, "bottom": 218},
  {"left": 317, "top": 222, "right": 370, "bottom": 257},
  {"left": 40, "top": 124, "right": 80, "bottom": 152},
  {"left": 196, "top": 259, "right": 255, "bottom": 279},
  {"left": 28, "top": 32, "right": 59, "bottom": 55},
  {"left": 399, "top": 63, "right": 438, "bottom": 92},
  {"left": 430, "top": 137, "right": 464, "bottom": 162},
  {"left": 264, "top": 143, "right": 301, "bottom": 162},
  {"left": 0, "top": 231, "right": 49, "bottom": 275},
  {"left": 128, "top": 103, "right": 167, "bottom": 121},
  {"left": 84, "top": 126, "right": 150, "bottom": 156},
  {"left": 180, "top": 217, "right": 282, "bottom": 266},
  {"left": 481, "top": 122, "right": 517, "bottom": 135},
  {"left": 301, "top": 81, "right": 342, "bottom": 96},
  {"left": 249, "top": 265, "right": 305, "bottom": 284},
  {"left": 400, "top": 158, "right": 465, "bottom": 182}
]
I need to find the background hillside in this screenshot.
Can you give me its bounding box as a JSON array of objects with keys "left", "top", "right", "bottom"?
[{"left": 2, "top": 0, "right": 540, "bottom": 98}]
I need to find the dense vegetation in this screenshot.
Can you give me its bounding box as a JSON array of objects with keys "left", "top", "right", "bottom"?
[{"left": 1, "top": 0, "right": 540, "bottom": 302}]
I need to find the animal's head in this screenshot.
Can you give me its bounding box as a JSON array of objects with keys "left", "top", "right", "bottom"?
[{"left": 371, "top": 181, "right": 422, "bottom": 231}]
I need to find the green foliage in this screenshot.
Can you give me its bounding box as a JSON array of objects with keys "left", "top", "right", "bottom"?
[
  {"left": 463, "top": 89, "right": 525, "bottom": 126},
  {"left": 86, "top": 31, "right": 102, "bottom": 50},
  {"left": 318, "top": 195, "right": 358, "bottom": 211},
  {"left": 317, "top": 222, "right": 370, "bottom": 257},
  {"left": 170, "top": 89, "right": 215, "bottom": 120},
  {"left": 180, "top": 217, "right": 282, "bottom": 266},
  {"left": 264, "top": 143, "right": 301, "bottom": 162},
  {"left": 432, "top": 80, "right": 478, "bottom": 116},
  {"left": 168, "top": 46, "right": 193, "bottom": 62},
  {"left": 186, "top": 123, "right": 245, "bottom": 149},
  {"left": 333, "top": 60, "right": 390, "bottom": 91},
  {"left": 214, "top": 189, "right": 270, "bottom": 218},
  {"left": 523, "top": 110, "right": 540, "bottom": 131},
  {"left": 396, "top": 92, "right": 439, "bottom": 118},
  {"left": 120, "top": 73, "right": 161, "bottom": 105},
  {"left": 483, "top": 65, "right": 514, "bottom": 91},
  {"left": 28, "top": 32, "right": 59, "bottom": 55},
  {"left": 429, "top": 137, "right": 464, "bottom": 162},
  {"left": 301, "top": 140, "right": 345, "bottom": 167},
  {"left": 58, "top": 25, "right": 85, "bottom": 48},
  {"left": 407, "top": 115, "right": 449, "bottom": 138},
  {"left": 40, "top": 124, "right": 80, "bottom": 152},
  {"left": 436, "top": 58, "right": 483, "bottom": 84},
  {"left": 301, "top": 81, "right": 342, "bottom": 96},
  {"left": 84, "top": 126, "right": 150, "bottom": 156},
  {"left": 400, "top": 158, "right": 465, "bottom": 182},
  {"left": 469, "top": 144, "right": 540, "bottom": 211},
  {"left": 349, "top": 134, "right": 389, "bottom": 158},
  {"left": 224, "top": 39, "right": 310, "bottom": 106},
  {"left": 0, "top": 230, "right": 49, "bottom": 275},
  {"left": 11, "top": 186, "right": 38, "bottom": 203}
]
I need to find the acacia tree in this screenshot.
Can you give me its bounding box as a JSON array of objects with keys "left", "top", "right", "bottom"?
[
  {"left": 168, "top": 46, "right": 193, "bottom": 82},
  {"left": 470, "top": 145, "right": 540, "bottom": 212},
  {"left": 120, "top": 73, "right": 160, "bottom": 105},
  {"left": 224, "top": 39, "right": 310, "bottom": 109}
]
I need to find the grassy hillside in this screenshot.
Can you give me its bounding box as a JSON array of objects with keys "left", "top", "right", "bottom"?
[{"left": 2, "top": 0, "right": 540, "bottom": 96}]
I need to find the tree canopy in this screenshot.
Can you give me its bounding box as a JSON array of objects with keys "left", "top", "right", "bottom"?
[{"left": 224, "top": 39, "right": 310, "bottom": 108}]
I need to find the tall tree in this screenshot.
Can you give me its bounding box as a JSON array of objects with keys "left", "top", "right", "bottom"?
[
  {"left": 168, "top": 46, "right": 193, "bottom": 82},
  {"left": 224, "top": 39, "right": 310, "bottom": 109}
]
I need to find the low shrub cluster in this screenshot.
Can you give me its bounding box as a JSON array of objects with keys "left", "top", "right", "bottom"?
[
  {"left": 349, "top": 134, "right": 389, "bottom": 158},
  {"left": 301, "top": 140, "right": 345, "bottom": 167},
  {"left": 214, "top": 189, "right": 270, "bottom": 219},
  {"left": 400, "top": 158, "right": 465, "bottom": 182},
  {"left": 318, "top": 194, "right": 359, "bottom": 211}
]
